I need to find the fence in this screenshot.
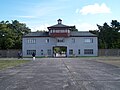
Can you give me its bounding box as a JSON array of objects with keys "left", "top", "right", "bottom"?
[
  {"left": 98, "top": 49, "right": 120, "bottom": 56},
  {"left": 0, "top": 49, "right": 20, "bottom": 58}
]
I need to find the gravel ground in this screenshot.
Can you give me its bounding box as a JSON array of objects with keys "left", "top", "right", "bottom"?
[{"left": 0, "top": 57, "right": 120, "bottom": 90}]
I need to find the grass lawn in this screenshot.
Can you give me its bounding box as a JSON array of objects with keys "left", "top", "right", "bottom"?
[
  {"left": 97, "top": 60, "right": 120, "bottom": 67},
  {"left": 0, "top": 60, "right": 30, "bottom": 70},
  {"left": 95, "top": 57, "right": 120, "bottom": 67}
]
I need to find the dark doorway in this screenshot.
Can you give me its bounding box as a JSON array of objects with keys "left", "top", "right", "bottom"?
[{"left": 53, "top": 46, "right": 67, "bottom": 57}]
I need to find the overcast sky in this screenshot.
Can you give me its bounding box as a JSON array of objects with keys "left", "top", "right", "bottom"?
[{"left": 0, "top": 0, "right": 119, "bottom": 31}]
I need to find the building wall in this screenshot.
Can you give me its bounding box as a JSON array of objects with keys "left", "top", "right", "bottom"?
[
  {"left": 22, "top": 37, "right": 56, "bottom": 57},
  {"left": 22, "top": 36, "right": 98, "bottom": 57},
  {"left": 64, "top": 37, "right": 98, "bottom": 56}
]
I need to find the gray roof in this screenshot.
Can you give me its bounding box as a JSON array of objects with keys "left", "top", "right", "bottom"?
[
  {"left": 70, "top": 31, "right": 97, "bottom": 37},
  {"left": 23, "top": 32, "right": 49, "bottom": 37},
  {"left": 47, "top": 24, "right": 75, "bottom": 29},
  {"left": 48, "top": 23, "right": 71, "bottom": 28},
  {"left": 23, "top": 31, "right": 97, "bottom": 37}
]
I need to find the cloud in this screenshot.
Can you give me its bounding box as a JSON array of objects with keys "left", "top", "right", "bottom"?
[{"left": 76, "top": 3, "right": 111, "bottom": 15}]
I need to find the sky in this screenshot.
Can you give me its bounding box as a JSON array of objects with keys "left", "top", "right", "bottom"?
[{"left": 0, "top": 0, "right": 119, "bottom": 31}]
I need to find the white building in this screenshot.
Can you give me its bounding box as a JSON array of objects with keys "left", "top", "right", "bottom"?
[{"left": 22, "top": 19, "right": 98, "bottom": 57}]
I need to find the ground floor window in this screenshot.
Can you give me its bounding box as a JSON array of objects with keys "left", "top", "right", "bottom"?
[
  {"left": 27, "top": 50, "right": 36, "bottom": 55},
  {"left": 78, "top": 49, "right": 80, "bottom": 55},
  {"left": 41, "top": 50, "right": 43, "bottom": 55},
  {"left": 84, "top": 49, "right": 93, "bottom": 54},
  {"left": 69, "top": 49, "right": 73, "bottom": 55},
  {"left": 47, "top": 49, "right": 51, "bottom": 55}
]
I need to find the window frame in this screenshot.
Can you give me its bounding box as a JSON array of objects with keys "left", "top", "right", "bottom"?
[
  {"left": 84, "top": 49, "right": 93, "bottom": 54},
  {"left": 27, "top": 39, "right": 36, "bottom": 44},
  {"left": 47, "top": 49, "right": 51, "bottom": 55},
  {"left": 72, "top": 38, "right": 75, "bottom": 43},
  {"left": 78, "top": 49, "right": 80, "bottom": 55},
  {"left": 27, "top": 50, "right": 36, "bottom": 55},
  {"left": 46, "top": 39, "right": 50, "bottom": 43},
  {"left": 69, "top": 49, "right": 73, "bottom": 55},
  {"left": 84, "top": 38, "right": 93, "bottom": 43},
  {"left": 41, "top": 50, "right": 44, "bottom": 55}
]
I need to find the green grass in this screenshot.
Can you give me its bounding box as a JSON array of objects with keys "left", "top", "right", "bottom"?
[{"left": 0, "top": 60, "right": 30, "bottom": 70}]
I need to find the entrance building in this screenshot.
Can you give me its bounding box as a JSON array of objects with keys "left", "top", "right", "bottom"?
[{"left": 22, "top": 19, "right": 98, "bottom": 57}]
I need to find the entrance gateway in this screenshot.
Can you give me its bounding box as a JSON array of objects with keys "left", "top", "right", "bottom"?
[
  {"left": 22, "top": 19, "right": 98, "bottom": 57},
  {"left": 53, "top": 46, "right": 67, "bottom": 57}
]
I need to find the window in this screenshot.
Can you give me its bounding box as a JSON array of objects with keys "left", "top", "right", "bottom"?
[
  {"left": 68, "top": 30, "right": 70, "bottom": 33},
  {"left": 72, "top": 38, "right": 75, "bottom": 43},
  {"left": 50, "top": 30, "right": 53, "bottom": 33},
  {"left": 69, "top": 49, "right": 73, "bottom": 55},
  {"left": 84, "top": 49, "right": 93, "bottom": 54},
  {"left": 78, "top": 49, "right": 80, "bottom": 55},
  {"left": 46, "top": 39, "right": 49, "bottom": 43},
  {"left": 41, "top": 50, "right": 43, "bottom": 55},
  {"left": 27, "top": 50, "right": 36, "bottom": 55},
  {"left": 56, "top": 30, "right": 59, "bottom": 33},
  {"left": 57, "top": 38, "right": 64, "bottom": 43},
  {"left": 84, "top": 38, "right": 93, "bottom": 43},
  {"left": 53, "top": 30, "right": 55, "bottom": 33},
  {"left": 27, "top": 39, "right": 36, "bottom": 44},
  {"left": 47, "top": 49, "right": 51, "bottom": 55}
]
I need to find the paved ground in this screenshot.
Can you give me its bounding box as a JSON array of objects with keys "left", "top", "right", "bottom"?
[{"left": 0, "top": 58, "right": 120, "bottom": 90}]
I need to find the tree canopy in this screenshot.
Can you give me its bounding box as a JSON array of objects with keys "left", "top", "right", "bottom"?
[
  {"left": 90, "top": 20, "right": 120, "bottom": 49},
  {"left": 0, "top": 20, "right": 31, "bottom": 49}
]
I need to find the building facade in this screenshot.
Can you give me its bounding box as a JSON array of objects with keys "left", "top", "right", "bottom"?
[{"left": 22, "top": 19, "right": 98, "bottom": 57}]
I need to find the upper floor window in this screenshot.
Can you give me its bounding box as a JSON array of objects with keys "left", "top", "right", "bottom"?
[
  {"left": 27, "top": 39, "right": 36, "bottom": 44},
  {"left": 46, "top": 39, "right": 49, "bottom": 43},
  {"left": 84, "top": 38, "right": 93, "bottom": 43},
  {"left": 72, "top": 38, "right": 75, "bottom": 43},
  {"left": 51, "top": 30, "right": 68, "bottom": 33},
  {"left": 50, "top": 30, "right": 53, "bottom": 33},
  {"left": 57, "top": 38, "right": 64, "bottom": 43}
]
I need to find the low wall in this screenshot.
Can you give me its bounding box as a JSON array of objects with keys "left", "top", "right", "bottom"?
[
  {"left": 99, "top": 49, "right": 120, "bottom": 56},
  {"left": 0, "top": 49, "right": 20, "bottom": 58}
]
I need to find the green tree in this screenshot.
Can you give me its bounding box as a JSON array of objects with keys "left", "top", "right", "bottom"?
[
  {"left": 90, "top": 20, "right": 120, "bottom": 49},
  {"left": 0, "top": 20, "right": 31, "bottom": 49}
]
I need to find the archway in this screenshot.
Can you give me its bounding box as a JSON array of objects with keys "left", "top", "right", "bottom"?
[{"left": 53, "top": 46, "right": 67, "bottom": 57}]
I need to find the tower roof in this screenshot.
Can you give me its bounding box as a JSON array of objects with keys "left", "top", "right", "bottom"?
[{"left": 47, "top": 19, "right": 75, "bottom": 29}]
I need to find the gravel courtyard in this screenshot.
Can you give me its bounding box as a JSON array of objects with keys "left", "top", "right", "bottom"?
[{"left": 0, "top": 57, "right": 120, "bottom": 90}]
